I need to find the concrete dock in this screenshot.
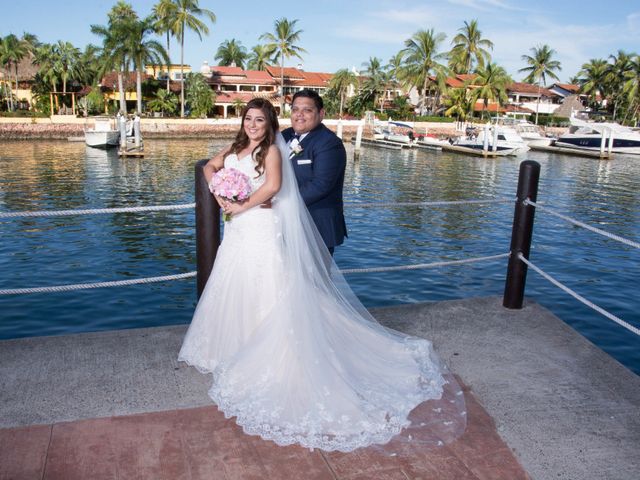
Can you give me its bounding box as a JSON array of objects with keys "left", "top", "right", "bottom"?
[{"left": 1, "top": 296, "right": 638, "bottom": 479}]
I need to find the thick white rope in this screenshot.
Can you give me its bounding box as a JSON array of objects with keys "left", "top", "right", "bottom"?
[
  {"left": 525, "top": 200, "right": 640, "bottom": 250},
  {"left": 341, "top": 253, "right": 510, "bottom": 274},
  {"left": 0, "top": 203, "right": 196, "bottom": 219},
  {"left": 0, "top": 254, "right": 509, "bottom": 295},
  {"left": 347, "top": 198, "right": 514, "bottom": 208},
  {"left": 0, "top": 199, "right": 513, "bottom": 219},
  {"left": 0, "top": 272, "right": 197, "bottom": 295},
  {"left": 518, "top": 253, "right": 640, "bottom": 336}
]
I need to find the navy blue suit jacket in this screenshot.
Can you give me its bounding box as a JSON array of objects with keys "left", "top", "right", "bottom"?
[{"left": 282, "top": 123, "right": 347, "bottom": 249}]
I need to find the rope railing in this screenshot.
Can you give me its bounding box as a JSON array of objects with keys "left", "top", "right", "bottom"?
[
  {"left": 517, "top": 254, "right": 640, "bottom": 337},
  {"left": 0, "top": 203, "right": 196, "bottom": 219},
  {"left": 524, "top": 199, "right": 640, "bottom": 250},
  {"left": 0, "top": 253, "right": 508, "bottom": 296},
  {"left": 341, "top": 253, "right": 509, "bottom": 274},
  {"left": 0, "top": 198, "right": 513, "bottom": 220},
  {"left": 0, "top": 272, "right": 197, "bottom": 296}
]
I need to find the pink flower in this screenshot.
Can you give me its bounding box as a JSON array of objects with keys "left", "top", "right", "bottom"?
[{"left": 209, "top": 168, "right": 252, "bottom": 221}]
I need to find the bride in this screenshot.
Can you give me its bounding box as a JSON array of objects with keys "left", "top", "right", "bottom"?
[{"left": 179, "top": 98, "right": 465, "bottom": 452}]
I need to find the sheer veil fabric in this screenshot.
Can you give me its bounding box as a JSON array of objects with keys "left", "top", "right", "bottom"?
[{"left": 179, "top": 132, "right": 466, "bottom": 452}]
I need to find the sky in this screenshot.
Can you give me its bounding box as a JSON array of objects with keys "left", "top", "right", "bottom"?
[{"left": 1, "top": 0, "right": 639, "bottom": 83}]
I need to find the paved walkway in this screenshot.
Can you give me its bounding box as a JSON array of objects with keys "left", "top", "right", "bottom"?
[{"left": 1, "top": 296, "right": 639, "bottom": 479}]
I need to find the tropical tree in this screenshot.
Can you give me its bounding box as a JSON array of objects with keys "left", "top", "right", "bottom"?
[
  {"left": 152, "top": 0, "right": 178, "bottom": 92},
  {"left": 247, "top": 44, "right": 273, "bottom": 71},
  {"left": 577, "top": 58, "right": 609, "bottom": 110},
  {"left": 32, "top": 43, "right": 60, "bottom": 111},
  {"left": 260, "top": 17, "right": 306, "bottom": 109},
  {"left": 606, "top": 50, "right": 633, "bottom": 121},
  {"left": 147, "top": 88, "right": 178, "bottom": 115},
  {"left": 621, "top": 54, "right": 640, "bottom": 124},
  {"left": 444, "top": 87, "right": 474, "bottom": 123},
  {"left": 470, "top": 62, "right": 512, "bottom": 119},
  {"left": 91, "top": 1, "right": 139, "bottom": 113},
  {"left": 232, "top": 98, "right": 245, "bottom": 117},
  {"left": 400, "top": 29, "right": 448, "bottom": 115},
  {"left": 519, "top": 44, "right": 561, "bottom": 124},
  {"left": 185, "top": 72, "right": 214, "bottom": 117},
  {"left": 360, "top": 57, "right": 386, "bottom": 112},
  {"left": 53, "top": 41, "right": 81, "bottom": 95},
  {"left": 128, "top": 16, "right": 170, "bottom": 113},
  {"left": 449, "top": 19, "right": 494, "bottom": 74},
  {"left": 164, "top": 0, "right": 216, "bottom": 117},
  {"left": 215, "top": 39, "right": 248, "bottom": 68},
  {"left": 0, "top": 34, "right": 29, "bottom": 111},
  {"left": 328, "top": 68, "right": 358, "bottom": 117}
]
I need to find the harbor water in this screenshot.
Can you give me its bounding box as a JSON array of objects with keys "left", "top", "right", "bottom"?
[{"left": 1, "top": 138, "right": 638, "bottom": 374}]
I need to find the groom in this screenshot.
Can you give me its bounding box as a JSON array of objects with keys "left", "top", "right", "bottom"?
[{"left": 282, "top": 89, "right": 347, "bottom": 254}]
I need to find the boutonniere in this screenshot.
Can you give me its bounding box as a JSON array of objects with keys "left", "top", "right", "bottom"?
[{"left": 290, "top": 138, "right": 303, "bottom": 157}]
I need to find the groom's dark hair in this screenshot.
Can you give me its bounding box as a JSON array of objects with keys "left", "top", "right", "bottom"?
[{"left": 292, "top": 89, "right": 323, "bottom": 111}]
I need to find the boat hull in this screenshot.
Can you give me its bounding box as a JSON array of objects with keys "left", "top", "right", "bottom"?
[{"left": 85, "top": 130, "right": 120, "bottom": 149}]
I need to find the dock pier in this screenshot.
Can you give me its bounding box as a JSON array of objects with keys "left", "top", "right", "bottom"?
[{"left": 1, "top": 296, "right": 638, "bottom": 479}]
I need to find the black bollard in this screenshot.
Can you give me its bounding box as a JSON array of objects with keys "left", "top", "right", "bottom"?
[
  {"left": 195, "top": 159, "right": 220, "bottom": 298},
  {"left": 503, "top": 160, "right": 540, "bottom": 309}
]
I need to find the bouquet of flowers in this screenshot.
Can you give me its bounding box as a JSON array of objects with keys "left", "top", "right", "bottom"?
[{"left": 209, "top": 168, "right": 252, "bottom": 221}]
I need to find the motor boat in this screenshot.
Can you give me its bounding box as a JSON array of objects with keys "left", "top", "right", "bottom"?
[
  {"left": 495, "top": 117, "right": 552, "bottom": 147},
  {"left": 554, "top": 117, "right": 640, "bottom": 155},
  {"left": 452, "top": 123, "right": 529, "bottom": 155},
  {"left": 373, "top": 120, "right": 415, "bottom": 144},
  {"left": 84, "top": 117, "right": 120, "bottom": 149}
]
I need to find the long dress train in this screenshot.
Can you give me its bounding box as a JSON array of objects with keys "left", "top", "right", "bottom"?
[{"left": 179, "top": 143, "right": 465, "bottom": 452}]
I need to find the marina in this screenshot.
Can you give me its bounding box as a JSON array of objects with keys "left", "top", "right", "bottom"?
[{"left": 0, "top": 137, "right": 638, "bottom": 375}]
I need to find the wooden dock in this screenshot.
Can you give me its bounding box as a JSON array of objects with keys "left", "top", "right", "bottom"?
[
  {"left": 529, "top": 143, "right": 612, "bottom": 159},
  {"left": 441, "top": 144, "right": 515, "bottom": 157}
]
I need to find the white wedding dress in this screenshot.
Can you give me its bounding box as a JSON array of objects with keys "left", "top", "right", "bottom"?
[{"left": 179, "top": 139, "right": 465, "bottom": 452}]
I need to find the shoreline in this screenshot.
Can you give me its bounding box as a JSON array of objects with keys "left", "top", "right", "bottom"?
[{"left": 0, "top": 116, "right": 566, "bottom": 141}]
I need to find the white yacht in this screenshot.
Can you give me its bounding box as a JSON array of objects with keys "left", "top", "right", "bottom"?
[
  {"left": 496, "top": 118, "right": 552, "bottom": 147},
  {"left": 554, "top": 118, "right": 640, "bottom": 155},
  {"left": 84, "top": 117, "right": 120, "bottom": 149},
  {"left": 454, "top": 123, "right": 529, "bottom": 155}
]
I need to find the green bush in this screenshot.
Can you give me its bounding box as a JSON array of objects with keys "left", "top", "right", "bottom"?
[
  {"left": 414, "top": 115, "right": 455, "bottom": 123},
  {"left": 536, "top": 115, "right": 570, "bottom": 127},
  {"left": 0, "top": 110, "right": 48, "bottom": 118}
]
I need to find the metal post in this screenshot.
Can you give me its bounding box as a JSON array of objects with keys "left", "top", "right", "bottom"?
[
  {"left": 503, "top": 160, "right": 541, "bottom": 309},
  {"left": 195, "top": 159, "right": 220, "bottom": 298}
]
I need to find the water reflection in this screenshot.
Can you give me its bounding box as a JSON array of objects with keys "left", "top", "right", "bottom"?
[{"left": 0, "top": 138, "right": 639, "bottom": 374}]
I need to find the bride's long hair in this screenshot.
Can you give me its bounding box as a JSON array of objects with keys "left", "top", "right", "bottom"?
[{"left": 226, "top": 98, "right": 279, "bottom": 177}]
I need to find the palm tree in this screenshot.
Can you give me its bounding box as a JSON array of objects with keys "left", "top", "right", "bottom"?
[
  {"left": 91, "top": 1, "right": 139, "bottom": 113},
  {"left": 519, "top": 44, "right": 561, "bottom": 124},
  {"left": 577, "top": 58, "right": 609, "bottom": 110},
  {"left": 260, "top": 18, "right": 306, "bottom": 109},
  {"left": 247, "top": 44, "right": 273, "bottom": 71},
  {"left": 215, "top": 39, "right": 247, "bottom": 68},
  {"left": 128, "top": 16, "right": 170, "bottom": 113},
  {"left": 329, "top": 68, "right": 358, "bottom": 117},
  {"left": 400, "top": 29, "right": 448, "bottom": 115},
  {"left": 232, "top": 98, "right": 245, "bottom": 117},
  {"left": 54, "top": 41, "right": 81, "bottom": 96},
  {"left": 165, "top": 0, "right": 216, "bottom": 117},
  {"left": 185, "top": 72, "right": 214, "bottom": 117},
  {"left": 449, "top": 19, "right": 494, "bottom": 74},
  {"left": 152, "top": 0, "right": 178, "bottom": 92},
  {"left": 0, "top": 34, "right": 28, "bottom": 111},
  {"left": 622, "top": 54, "right": 640, "bottom": 124},
  {"left": 147, "top": 88, "right": 178, "bottom": 115},
  {"left": 606, "top": 50, "right": 633, "bottom": 121},
  {"left": 361, "top": 57, "right": 386, "bottom": 112},
  {"left": 32, "top": 43, "right": 61, "bottom": 112},
  {"left": 444, "top": 87, "right": 473, "bottom": 124},
  {"left": 470, "top": 62, "right": 511, "bottom": 120}
]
